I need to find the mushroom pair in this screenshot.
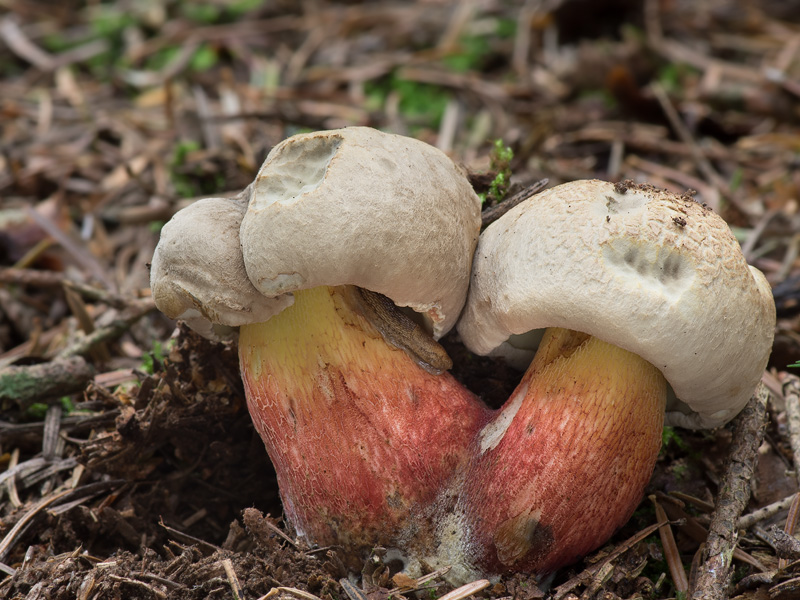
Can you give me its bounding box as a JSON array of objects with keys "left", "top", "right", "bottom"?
[{"left": 150, "top": 127, "right": 775, "bottom": 583}]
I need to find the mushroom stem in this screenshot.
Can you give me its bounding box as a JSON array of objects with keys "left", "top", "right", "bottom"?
[
  {"left": 455, "top": 327, "right": 666, "bottom": 577},
  {"left": 238, "top": 285, "right": 489, "bottom": 563}
]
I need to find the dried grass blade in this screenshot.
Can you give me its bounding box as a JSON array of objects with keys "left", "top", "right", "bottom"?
[
  {"left": 0, "top": 488, "right": 72, "bottom": 562},
  {"left": 223, "top": 558, "right": 244, "bottom": 600},
  {"left": 339, "top": 578, "right": 368, "bottom": 600},
  {"left": 436, "top": 579, "right": 490, "bottom": 600},
  {"left": 651, "top": 495, "right": 689, "bottom": 594},
  {"left": 260, "top": 587, "right": 323, "bottom": 600}
]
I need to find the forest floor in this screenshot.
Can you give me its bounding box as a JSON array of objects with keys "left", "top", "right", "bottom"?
[{"left": 2, "top": 1, "right": 800, "bottom": 599}]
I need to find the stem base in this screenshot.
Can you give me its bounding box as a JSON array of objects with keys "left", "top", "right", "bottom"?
[{"left": 455, "top": 328, "right": 667, "bottom": 576}]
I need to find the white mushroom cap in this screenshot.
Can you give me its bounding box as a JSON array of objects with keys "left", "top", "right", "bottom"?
[
  {"left": 457, "top": 179, "right": 775, "bottom": 429},
  {"left": 150, "top": 188, "right": 292, "bottom": 341},
  {"left": 240, "top": 127, "right": 481, "bottom": 338},
  {"left": 151, "top": 127, "right": 482, "bottom": 340}
]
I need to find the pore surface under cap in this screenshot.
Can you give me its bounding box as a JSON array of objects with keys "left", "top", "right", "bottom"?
[
  {"left": 457, "top": 179, "right": 775, "bottom": 429},
  {"left": 240, "top": 127, "right": 482, "bottom": 338}
]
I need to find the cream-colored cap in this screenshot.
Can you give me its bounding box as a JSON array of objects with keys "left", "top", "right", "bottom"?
[
  {"left": 457, "top": 179, "right": 775, "bottom": 429},
  {"left": 240, "top": 126, "right": 481, "bottom": 338},
  {"left": 151, "top": 127, "right": 482, "bottom": 340},
  {"left": 150, "top": 188, "right": 292, "bottom": 341}
]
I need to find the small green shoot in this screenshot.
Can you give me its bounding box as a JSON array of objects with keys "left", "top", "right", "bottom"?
[
  {"left": 230, "top": 0, "right": 266, "bottom": 14},
  {"left": 790, "top": 360, "right": 800, "bottom": 368},
  {"left": 496, "top": 18, "right": 517, "bottom": 39},
  {"left": 661, "top": 426, "right": 689, "bottom": 451},
  {"left": 88, "top": 5, "right": 136, "bottom": 39},
  {"left": 181, "top": 0, "right": 266, "bottom": 24},
  {"left": 190, "top": 44, "right": 219, "bottom": 72},
  {"left": 729, "top": 167, "right": 744, "bottom": 192},
  {"left": 60, "top": 396, "right": 77, "bottom": 413},
  {"left": 479, "top": 139, "right": 514, "bottom": 205},
  {"left": 181, "top": 3, "right": 222, "bottom": 24},
  {"left": 25, "top": 402, "right": 49, "bottom": 420},
  {"left": 442, "top": 35, "right": 491, "bottom": 72},
  {"left": 25, "top": 396, "right": 80, "bottom": 420},
  {"left": 442, "top": 18, "right": 516, "bottom": 72},
  {"left": 141, "top": 340, "right": 166, "bottom": 375},
  {"left": 671, "top": 462, "right": 689, "bottom": 481},
  {"left": 657, "top": 63, "right": 700, "bottom": 94}
]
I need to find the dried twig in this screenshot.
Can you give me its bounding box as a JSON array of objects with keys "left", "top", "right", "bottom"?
[
  {"left": 56, "top": 298, "right": 155, "bottom": 359},
  {"left": 388, "top": 565, "right": 452, "bottom": 594},
  {"left": 23, "top": 206, "right": 115, "bottom": 290},
  {"left": 690, "top": 384, "right": 770, "bottom": 599},
  {"left": 480, "top": 179, "right": 548, "bottom": 228},
  {"left": 553, "top": 520, "right": 666, "bottom": 600},
  {"left": 0, "top": 488, "right": 73, "bottom": 566},
  {"left": 261, "top": 587, "right": 322, "bottom": 600},
  {"left": 42, "top": 403, "right": 63, "bottom": 460},
  {"left": 739, "top": 493, "right": 798, "bottom": 530},
  {"left": 158, "top": 518, "right": 221, "bottom": 556},
  {"left": 0, "top": 299, "right": 153, "bottom": 407},
  {"left": 436, "top": 579, "right": 491, "bottom": 600},
  {"left": 0, "top": 267, "right": 65, "bottom": 287},
  {"left": 339, "top": 578, "right": 368, "bottom": 600},
  {"left": 668, "top": 491, "right": 715, "bottom": 513},
  {"left": 654, "top": 493, "right": 768, "bottom": 572},
  {"left": 779, "top": 493, "right": 800, "bottom": 570},
  {"left": 781, "top": 374, "right": 800, "bottom": 484},
  {"left": 0, "top": 356, "right": 95, "bottom": 408},
  {"left": 0, "top": 16, "right": 54, "bottom": 70},
  {"left": 649, "top": 82, "right": 726, "bottom": 212},
  {"left": 767, "top": 524, "right": 800, "bottom": 560},
  {"left": 222, "top": 559, "right": 244, "bottom": 600},
  {"left": 107, "top": 574, "right": 167, "bottom": 599}
]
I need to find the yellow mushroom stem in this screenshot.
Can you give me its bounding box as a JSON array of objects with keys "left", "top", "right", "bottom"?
[
  {"left": 454, "top": 327, "right": 667, "bottom": 576},
  {"left": 238, "top": 285, "right": 488, "bottom": 560}
]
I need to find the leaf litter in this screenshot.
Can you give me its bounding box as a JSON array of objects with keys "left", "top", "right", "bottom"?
[{"left": 2, "top": 0, "right": 800, "bottom": 598}]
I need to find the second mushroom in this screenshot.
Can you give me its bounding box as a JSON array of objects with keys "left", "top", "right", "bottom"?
[
  {"left": 444, "top": 179, "right": 775, "bottom": 580},
  {"left": 151, "top": 131, "right": 775, "bottom": 584}
]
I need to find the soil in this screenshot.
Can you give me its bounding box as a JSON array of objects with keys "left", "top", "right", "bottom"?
[{"left": 2, "top": 1, "right": 800, "bottom": 599}]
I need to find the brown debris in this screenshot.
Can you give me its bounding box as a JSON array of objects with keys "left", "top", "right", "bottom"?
[{"left": 1, "top": 0, "right": 799, "bottom": 598}]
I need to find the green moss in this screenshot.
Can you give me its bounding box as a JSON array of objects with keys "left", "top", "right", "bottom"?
[
  {"left": 661, "top": 426, "right": 689, "bottom": 451},
  {"left": 479, "top": 139, "right": 514, "bottom": 205},
  {"left": 365, "top": 76, "right": 451, "bottom": 129},
  {"left": 442, "top": 34, "right": 491, "bottom": 72}
]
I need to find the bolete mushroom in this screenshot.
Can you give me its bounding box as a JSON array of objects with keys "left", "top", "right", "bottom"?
[
  {"left": 150, "top": 127, "right": 489, "bottom": 564},
  {"left": 441, "top": 179, "right": 775, "bottom": 579}
]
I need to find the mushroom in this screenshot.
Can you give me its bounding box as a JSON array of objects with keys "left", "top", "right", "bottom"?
[
  {"left": 443, "top": 179, "right": 775, "bottom": 579},
  {"left": 150, "top": 127, "right": 489, "bottom": 564},
  {"left": 150, "top": 186, "right": 292, "bottom": 341}
]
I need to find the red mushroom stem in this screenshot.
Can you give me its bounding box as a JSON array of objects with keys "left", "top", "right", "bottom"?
[
  {"left": 453, "top": 327, "right": 666, "bottom": 576},
  {"left": 238, "top": 285, "right": 489, "bottom": 563}
]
